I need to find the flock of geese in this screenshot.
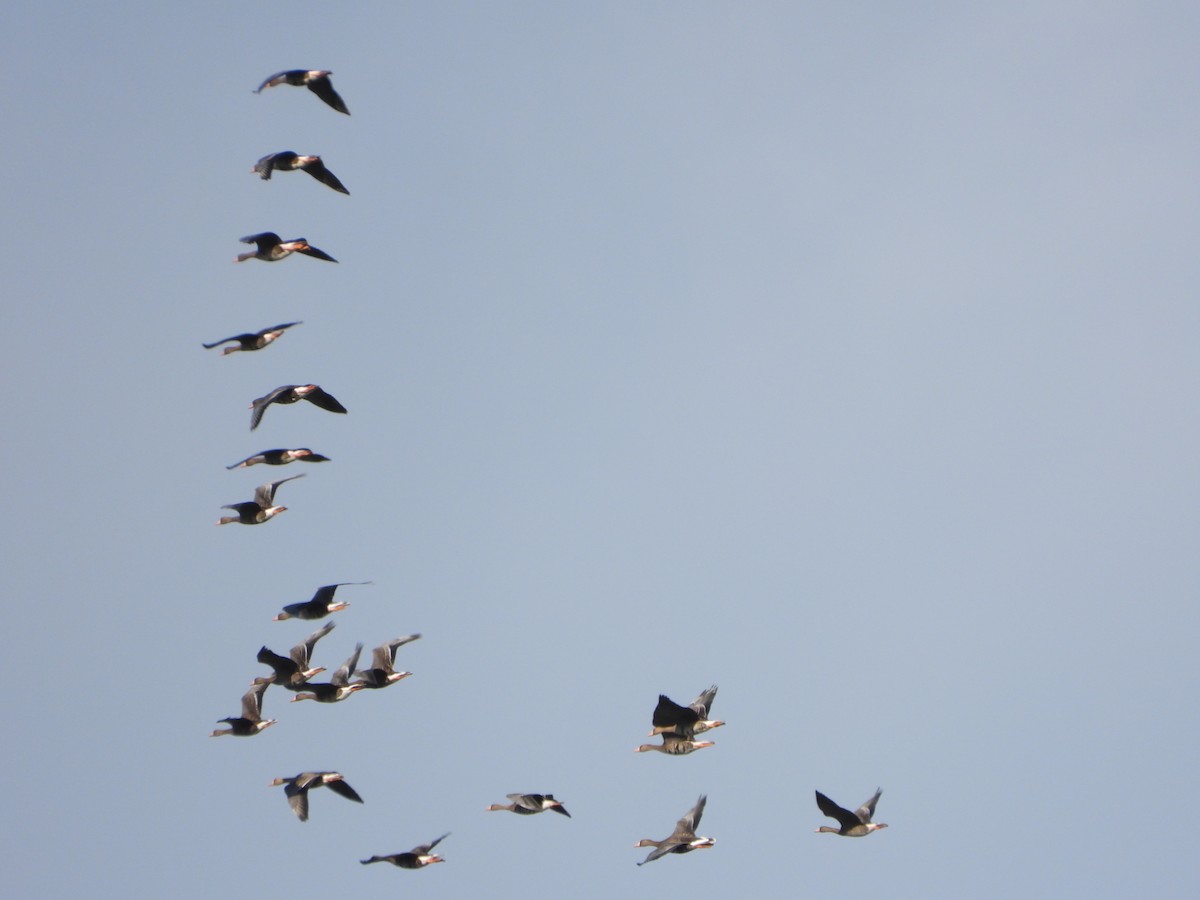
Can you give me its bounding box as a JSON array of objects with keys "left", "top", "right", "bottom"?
[{"left": 207, "top": 68, "right": 888, "bottom": 875}]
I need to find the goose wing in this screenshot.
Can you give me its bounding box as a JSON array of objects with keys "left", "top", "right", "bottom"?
[
  {"left": 302, "top": 157, "right": 349, "bottom": 194},
  {"left": 300, "top": 386, "right": 347, "bottom": 414},
  {"left": 307, "top": 76, "right": 349, "bottom": 114},
  {"left": 816, "top": 791, "right": 862, "bottom": 831}
]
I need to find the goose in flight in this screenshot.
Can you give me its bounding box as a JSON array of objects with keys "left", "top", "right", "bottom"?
[
  {"left": 254, "top": 69, "right": 349, "bottom": 115},
  {"left": 814, "top": 788, "right": 888, "bottom": 837},
  {"left": 235, "top": 232, "right": 337, "bottom": 263},
  {"left": 635, "top": 795, "right": 714, "bottom": 865},
  {"left": 217, "top": 474, "right": 305, "bottom": 525},
  {"left": 253, "top": 152, "right": 348, "bottom": 194}
]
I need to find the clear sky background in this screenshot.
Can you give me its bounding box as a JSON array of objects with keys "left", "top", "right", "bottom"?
[{"left": 4, "top": 2, "right": 1198, "bottom": 897}]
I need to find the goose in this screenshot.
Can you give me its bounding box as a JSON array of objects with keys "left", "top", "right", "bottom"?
[
  {"left": 253, "top": 152, "right": 348, "bottom": 194},
  {"left": 203, "top": 322, "right": 301, "bottom": 355},
  {"left": 254, "top": 69, "right": 349, "bottom": 115},
  {"left": 274, "top": 582, "right": 370, "bottom": 621},
  {"left": 256, "top": 621, "right": 335, "bottom": 688},
  {"left": 353, "top": 635, "right": 421, "bottom": 689},
  {"left": 635, "top": 731, "right": 715, "bottom": 755},
  {"left": 650, "top": 685, "right": 724, "bottom": 737},
  {"left": 226, "top": 448, "right": 331, "bottom": 469},
  {"left": 635, "top": 795, "right": 714, "bottom": 865},
  {"left": 250, "top": 384, "right": 346, "bottom": 431},
  {"left": 290, "top": 643, "right": 364, "bottom": 703},
  {"left": 485, "top": 793, "right": 571, "bottom": 817},
  {"left": 235, "top": 232, "right": 337, "bottom": 263},
  {"left": 217, "top": 474, "right": 304, "bottom": 525},
  {"left": 269, "top": 772, "right": 363, "bottom": 821},
  {"left": 211, "top": 676, "right": 276, "bottom": 737},
  {"left": 814, "top": 789, "right": 888, "bottom": 837},
  {"left": 361, "top": 833, "right": 449, "bottom": 869}
]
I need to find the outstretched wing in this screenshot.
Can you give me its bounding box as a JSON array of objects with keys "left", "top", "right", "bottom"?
[
  {"left": 303, "top": 158, "right": 349, "bottom": 194},
  {"left": 301, "top": 386, "right": 347, "bottom": 414},
  {"left": 255, "top": 473, "right": 305, "bottom": 507},
  {"left": 675, "top": 794, "right": 706, "bottom": 836},
  {"left": 307, "top": 76, "right": 349, "bottom": 114},
  {"left": 296, "top": 243, "right": 338, "bottom": 263},
  {"left": 254, "top": 71, "right": 302, "bottom": 93},
  {"left": 856, "top": 788, "right": 883, "bottom": 824},
  {"left": 416, "top": 832, "right": 450, "bottom": 854},
  {"left": 325, "top": 778, "right": 364, "bottom": 804}
]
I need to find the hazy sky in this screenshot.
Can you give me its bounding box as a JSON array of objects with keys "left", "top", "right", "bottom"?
[{"left": 4, "top": 3, "right": 1198, "bottom": 897}]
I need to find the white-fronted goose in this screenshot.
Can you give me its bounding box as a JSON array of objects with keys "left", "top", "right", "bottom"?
[
  {"left": 235, "top": 232, "right": 338, "bottom": 263},
  {"left": 256, "top": 621, "right": 335, "bottom": 689},
  {"left": 226, "top": 448, "right": 331, "bottom": 469},
  {"left": 290, "top": 643, "right": 364, "bottom": 703},
  {"left": 274, "top": 582, "right": 370, "bottom": 621},
  {"left": 361, "top": 833, "right": 449, "bottom": 869},
  {"left": 250, "top": 384, "right": 347, "bottom": 431},
  {"left": 815, "top": 789, "right": 888, "bottom": 837},
  {"left": 353, "top": 635, "right": 421, "bottom": 689},
  {"left": 255, "top": 70, "right": 349, "bottom": 115},
  {"left": 635, "top": 795, "right": 715, "bottom": 865},
  {"left": 269, "top": 771, "right": 363, "bottom": 821},
  {"left": 485, "top": 793, "right": 571, "bottom": 817},
  {"left": 211, "top": 676, "right": 276, "bottom": 737},
  {"left": 254, "top": 152, "right": 348, "bottom": 194},
  {"left": 217, "top": 474, "right": 305, "bottom": 525},
  {"left": 635, "top": 731, "right": 715, "bottom": 755},
  {"left": 650, "top": 685, "right": 724, "bottom": 737},
  {"left": 203, "top": 322, "right": 301, "bottom": 355}
]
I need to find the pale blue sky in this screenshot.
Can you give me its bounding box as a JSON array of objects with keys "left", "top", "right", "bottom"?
[{"left": 4, "top": 2, "right": 1198, "bottom": 897}]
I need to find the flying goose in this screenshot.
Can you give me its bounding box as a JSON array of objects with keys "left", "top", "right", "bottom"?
[
  {"left": 635, "top": 731, "right": 715, "bottom": 755},
  {"left": 226, "top": 448, "right": 331, "bottom": 469},
  {"left": 274, "top": 582, "right": 370, "bottom": 621},
  {"left": 290, "top": 643, "right": 365, "bottom": 703},
  {"left": 253, "top": 152, "right": 348, "bottom": 194},
  {"left": 203, "top": 322, "right": 301, "bottom": 355},
  {"left": 211, "top": 676, "right": 276, "bottom": 737},
  {"left": 217, "top": 474, "right": 305, "bottom": 525},
  {"left": 269, "top": 771, "right": 363, "bottom": 821},
  {"left": 650, "top": 685, "right": 724, "bottom": 737},
  {"left": 485, "top": 793, "right": 571, "bottom": 817},
  {"left": 815, "top": 788, "right": 888, "bottom": 837},
  {"left": 254, "top": 70, "right": 349, "bottom": 115},
  {"left": 235, "top": 232, "right": 337, "bottom": 263},
  {"left": 256, "top": 621, "right": 335, "bottom": 688},
  {"left": 361, "top": 833, "right": 449, "bottom": 869},
  {"left": 635, "top": 795, "right": 715, "bottom": 865},
  {"left": 250, "top": 384, "right": 346, "bottom": 430},
  {"left": 353, "top": 635, "right": 421, "bottom": 689}
]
